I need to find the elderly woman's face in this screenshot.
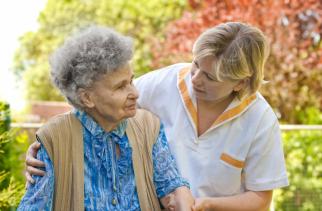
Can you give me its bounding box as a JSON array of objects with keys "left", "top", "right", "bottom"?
[{"left": 82, "top": 63, "right": 139, "bottom": 126}]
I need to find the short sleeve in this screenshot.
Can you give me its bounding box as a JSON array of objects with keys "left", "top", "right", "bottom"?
[{"left": 244, "top": 110, "right": 289, "bottom": 191}]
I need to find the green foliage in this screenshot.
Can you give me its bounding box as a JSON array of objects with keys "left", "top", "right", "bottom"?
[
  {"left": 274, "top": 108, "right": 322, "bottom": 210},
  {"left": 13, "top": 0, "right": 99, "bottom": 101},
  {"left": 13, "top": 0, "right": 187, "bottom": 101},
  {"left": 0, "top": 130, "right": 29, "bottom": 184},
  {"left": 0, "top": 102, "right": 10, "bottom": 134},
  {"left": 95, "top": 0, "right": 187, "bottom": 76},
  {"left": 295, "top": 107, "right": 322, "bottom": 125},
  {"left": 274, "top": 130, "right": 322, "bottom": 211},
  {"left": 0, "top": 172, "right": 24, "bottom": 210},
  {"left": 23, "top": 63, "right": 64, "bottom": 101},
  {"left": 0, "top": 101, "right": 29, "bottom": 210}
]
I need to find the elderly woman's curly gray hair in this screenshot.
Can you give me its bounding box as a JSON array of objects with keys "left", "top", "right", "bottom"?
[{"left": 50, "top": 25, "right": 133, "bottom": 108}]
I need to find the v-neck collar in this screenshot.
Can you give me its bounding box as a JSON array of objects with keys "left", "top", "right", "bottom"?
[{"left": 177, "top": 65, "right": 258, "bottom": 136}]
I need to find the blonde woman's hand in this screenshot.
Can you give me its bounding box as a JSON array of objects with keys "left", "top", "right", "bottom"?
[
  {"left": 25, "top": 141, "right": 45, "bottom": 184},
  {"left": 192, "top": 197, "right": 212, "bottom": 211}
]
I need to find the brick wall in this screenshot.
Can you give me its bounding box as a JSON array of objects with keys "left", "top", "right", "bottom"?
[{"left": 30, "top": 101, "right": 72, "bottom": 122}]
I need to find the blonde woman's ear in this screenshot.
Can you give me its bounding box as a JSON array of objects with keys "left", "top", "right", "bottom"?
[{"left": 233, "top": 79, "right": 248, "bottom": 92}]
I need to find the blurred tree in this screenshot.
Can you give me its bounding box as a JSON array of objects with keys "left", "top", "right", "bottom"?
[
  {"left": 13, "top": 0, "right": 98, "bottom": 101},
  {"left": 151, "top": 0, "right": 322, "bottom": 123},
  {"left": 95, "top": 0, "right": 187, "bottom": 76},
  {"left": 13, "top": 0, "right": 187, "bottom": 101}
]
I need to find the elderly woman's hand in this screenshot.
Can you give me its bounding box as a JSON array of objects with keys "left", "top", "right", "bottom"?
[
  {"left": 25, "top": 142, "right": 45, "bottom": 184},
  {"left": 161, "top": 193, "right": 176, "bottom": 210},
  {"left": 161, "top": 186, "right": 194, "bottom": 211}
]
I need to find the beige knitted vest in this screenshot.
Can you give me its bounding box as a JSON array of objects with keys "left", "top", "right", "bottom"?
[{"left": 36, "top": 109, "right": 162, "bottom": 211}]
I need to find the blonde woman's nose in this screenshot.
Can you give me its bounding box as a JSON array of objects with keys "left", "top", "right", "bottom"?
[{"left": 191, "top": 69, "right": 202, "bottom": 86}]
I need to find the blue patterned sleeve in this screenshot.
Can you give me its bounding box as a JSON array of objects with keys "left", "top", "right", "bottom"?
[
  {"left": 17, "top": 142, "right": 54, "bottom": 211},
  {"left": 152, "top": 123, "right": 189, "bottom": 198}
]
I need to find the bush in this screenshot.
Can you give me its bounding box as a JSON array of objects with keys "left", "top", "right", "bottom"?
[
  {"left": 0, "top": 102, "right": 10, "bottom": 134},
  {"left": 274, "top": 108, "right": 322, "bottom": 210},
  {"left": 274, "top": 130, "right": 322, "bottom": 211},
  {"left": 0, "top": 102, "right": 28, "bottom": 210}
]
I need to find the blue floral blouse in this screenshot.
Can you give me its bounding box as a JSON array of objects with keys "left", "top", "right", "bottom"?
[{"left": 18, "top": 110, "right": 188, "bottom": 211}]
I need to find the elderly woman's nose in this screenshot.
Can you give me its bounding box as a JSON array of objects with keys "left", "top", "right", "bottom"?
[{"left": 129, "top": 85, "right": 139, "bottom": 99}]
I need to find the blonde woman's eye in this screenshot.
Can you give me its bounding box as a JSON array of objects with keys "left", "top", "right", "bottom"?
[
  {"left": 205, "top": 73, "right": 215, "bottom": 81},
  {"left": 193, "top": 61, "right": 199, "bottom": 68}
]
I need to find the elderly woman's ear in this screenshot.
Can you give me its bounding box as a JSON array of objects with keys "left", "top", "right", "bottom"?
[{"left": 78, "top": 88, "right": 95, "bottom": 108}]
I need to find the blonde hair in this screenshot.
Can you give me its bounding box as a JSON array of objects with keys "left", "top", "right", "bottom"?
[{"left": 192, "top": 22, "right": 270, "bottom": 99}]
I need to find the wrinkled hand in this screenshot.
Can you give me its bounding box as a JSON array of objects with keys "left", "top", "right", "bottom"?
[
  {"left": 175, "top": 186, "right": 194, "bottom": 211},
  {"left": 161, "top": 186, "right": 195, "bottom": 211},
  {"left": 161, "top": 193, "right": 176, "bottom": 211},
  {"left": 25, "top": 142, "right": 45, "bottom": 185},
  {"left": 192, "top": 197, "right": 211, "bottom": 211}
]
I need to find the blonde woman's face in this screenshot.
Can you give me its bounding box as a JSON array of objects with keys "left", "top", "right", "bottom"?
[{"left": 191, "top": 56, "right": 242, "bottom": 102}]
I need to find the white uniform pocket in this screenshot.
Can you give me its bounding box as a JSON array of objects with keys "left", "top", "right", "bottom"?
[{"left": 206, "top": 153, "right": 244, "bottom": 196}]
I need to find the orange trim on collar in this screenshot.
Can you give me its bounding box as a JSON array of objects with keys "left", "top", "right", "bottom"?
[
  {"left": 178, "top": 67, "right": 198, "bottom": 127},
  {"left": 178, "top": 66, "right": 190, "bottom": 80},
  {"left": 213, "top": 94, "right": 257, "bottom": 127}
]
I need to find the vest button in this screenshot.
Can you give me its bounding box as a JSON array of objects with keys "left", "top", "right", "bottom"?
[{"left": 112, "top": 198, "right": 117, "bottom": 205}]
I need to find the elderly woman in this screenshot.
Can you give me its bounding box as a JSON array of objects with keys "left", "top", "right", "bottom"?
[{"left": 18, "top": 26, "right": 193, "bottom": 210}]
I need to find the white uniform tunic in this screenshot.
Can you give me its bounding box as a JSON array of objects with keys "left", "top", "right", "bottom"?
[{"left": 135, "top": 63, "right": 289, "bottom": 197}]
